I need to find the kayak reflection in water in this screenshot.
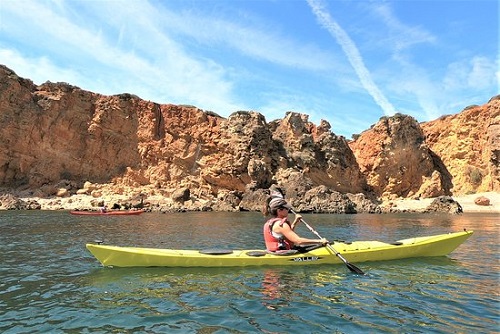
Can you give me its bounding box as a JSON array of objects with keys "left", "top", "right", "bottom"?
[{"left": 263, "top": 190, "right": 328, "bottom": 252}]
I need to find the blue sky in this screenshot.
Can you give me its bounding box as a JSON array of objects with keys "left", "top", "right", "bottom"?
[{"left": 0, "top": 0, "right": 498, "bottom": 138}]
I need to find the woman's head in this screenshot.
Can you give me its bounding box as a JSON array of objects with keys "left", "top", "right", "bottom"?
[
  {"left": 268, "top": 198, "right": 292, "bottom": 216},
  {"left": 262, "top": 187, "right": 291, "bottom": 216}
]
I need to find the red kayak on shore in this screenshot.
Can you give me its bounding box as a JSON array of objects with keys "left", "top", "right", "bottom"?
[{"left": 70, "top": 209, "right": 145, "bottom": 216}]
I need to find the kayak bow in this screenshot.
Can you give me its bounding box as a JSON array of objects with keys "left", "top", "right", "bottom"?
[{"left": 86, "top": 230, "right": 473, "bottom": 268}]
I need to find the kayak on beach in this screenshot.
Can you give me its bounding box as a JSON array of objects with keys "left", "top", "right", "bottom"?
[
  {"left": 70, "top": 209, "right": 145, "bottom": 216},
  {"left": 86, "top": 230, "right": 473, "bottom": 268}
]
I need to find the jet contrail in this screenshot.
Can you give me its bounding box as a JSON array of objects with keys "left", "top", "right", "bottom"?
[{"left": 307, "top": 0, "right": 396, "bottom": 116}]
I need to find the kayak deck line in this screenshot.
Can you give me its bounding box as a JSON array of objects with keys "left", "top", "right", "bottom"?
[{"left": 86, "top": 230, "right": 473, "bottom": 268}]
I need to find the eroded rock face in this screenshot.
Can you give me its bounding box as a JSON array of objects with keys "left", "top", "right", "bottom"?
[
  {"left": 349, "top": 114, "right": 452, "bottom": 199},
  {"left": 0, "top": 64, "right": 497, "bottom": 212},
  {"left": 0, "top": 66, "right": 143, "bottom": 187},
  {"left": 349, "top": 98, "right": 499, "bottom": 200},
  {"left": 270, "top": 113, "right": 367, "bottom": 195},
  {"left": 0, "top": 66, "right": 369, "bottom": 212},
  {"left": 421, "top": 96, "right": 500, "bottom": 195}
]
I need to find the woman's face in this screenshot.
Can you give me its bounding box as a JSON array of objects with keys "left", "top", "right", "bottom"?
[{"left": 277, "top": 207, "right": 289, "bottom": 218}]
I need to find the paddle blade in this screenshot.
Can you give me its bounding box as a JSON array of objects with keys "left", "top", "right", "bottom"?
[
  {"left": 328, "top": 244, "right": 365, "bottom": 275},
  {"left": 346, "top": 262, "right": 365, "bottom": 275}
]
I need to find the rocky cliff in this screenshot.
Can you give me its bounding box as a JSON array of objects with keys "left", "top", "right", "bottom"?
[
  {"left": 349, "top": 97, "right": 499, "bottom": 200},
  {"left": 349, "top": 114, "right": 453, "bottom": 200},
  {"left": 420, "top": 98, "right": 500, "bottom": 195},
  {"left": 0, "top": 65, "right": 497, "bottom": 212}
]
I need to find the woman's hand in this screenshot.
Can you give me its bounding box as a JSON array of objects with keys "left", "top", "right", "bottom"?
[{"left": 292, "top": 214, "right": 302, "bottom": 229}]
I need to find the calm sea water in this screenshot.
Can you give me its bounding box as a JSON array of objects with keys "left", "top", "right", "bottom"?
[{"left": 0, "top": 211, "right": 498, "bottom": 333}]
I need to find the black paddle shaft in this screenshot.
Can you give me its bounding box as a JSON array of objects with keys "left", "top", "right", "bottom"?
[{"left": 290, "top": 210, "right": 365, "bottom": 275}]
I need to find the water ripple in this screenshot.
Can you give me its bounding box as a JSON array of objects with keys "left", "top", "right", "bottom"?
[{"left": 0, "top": 211, "right": 498, "bottom": 333}]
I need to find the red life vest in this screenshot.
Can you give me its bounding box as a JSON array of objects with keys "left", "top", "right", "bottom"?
[{"left": 263, "top": 217, "right": 292, "bottom": 251}]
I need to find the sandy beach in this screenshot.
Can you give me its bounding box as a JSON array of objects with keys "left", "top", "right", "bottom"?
[
  {"left": 7, "top": 190, "right": 499, "bottom": 214},
  {"left": 384, "top": 191, "right": 500, "bottom": 214}
]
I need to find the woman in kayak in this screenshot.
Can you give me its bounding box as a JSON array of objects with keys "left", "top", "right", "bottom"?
[{"left": 263, "top": 195, "right": 328, "bottom": 252}]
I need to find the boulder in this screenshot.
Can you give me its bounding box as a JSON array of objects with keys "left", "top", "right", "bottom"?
[
  {"left": 474, "top": 196, "right": 490, "bottom": 206},
  {"left": 424, "top": 196, "right": 463, "bottom": 214},
  {"left": 172, "top": 187, "right": 190, "bottom": 202}
]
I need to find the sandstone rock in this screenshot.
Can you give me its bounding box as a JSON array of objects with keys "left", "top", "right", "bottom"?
[
  {"left": 421, "top": 96, "right": 500, "bottom": 195},
  {"left": 349, "top": 113, "right": 452, "bottom": 199},
  {"left": 25, "top": 200, "right": 42, "bottom": 210},
  {"left": 247, "top": 159, "right": 272, "bottom": 189},
  {"left": 83, "top": 181, "right": 96, "bottom": 192},
  {"left": 0, "top": 194, "right": 40, "bottom": 210},
  {"left": 172, "top": 187, "right": 190, "bottom": 202},
  {"left": 474, "top": 196, "right": 490, "bottom": 206},
  {"left": 221, "top": 191, "right": 243, "bottom": 210},
  {"left": 270, "top": 112, "right": 367, "bottom": 195},
  {"left": 91, "top": 190, "right": 102, "bottom": 198},
  {"left": 0, "top": 65, "right": 498, "bottom": 213},
  {"left": 76, "top": 188, "right": 89, "bottom": 195},
  {"left": 347, "top": 193, "right": 382, "bottom": 214},
  {"left": 90, "top": 199, "right": 105, "bottom": 207},
  {"left": 298, "top": 185, "right": 357, "bottom": 214},
  {"left": 424, "top": 196, "right": 463, "bottom": 214},
  {"left": 239, "top": 188, "right": 267, "bottom": 212},
  {"left": 0, "top": 194, "right": 23, "bottom": 209},
  {"left": 56, "top": 188, "right": 70, "bottom": 197}
]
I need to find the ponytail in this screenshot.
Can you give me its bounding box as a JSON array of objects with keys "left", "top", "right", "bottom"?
[{"left": 262, "top": 196, "right": 272, "bottom": 216}]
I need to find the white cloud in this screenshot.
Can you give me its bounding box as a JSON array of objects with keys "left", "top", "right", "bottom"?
[
  {"left": 371, "top": 3, "right": 436, "bottom": 55},
  {"left": 444, "top": 56, "right": 498, "bottom": 93},
  {"left": 1, "top": 0, "right": 495, "bottom": 136},
  {"left": 0, "top": 49, "right": 80, "bottom": 85},
  {"left": 0, "top": 0, "right": 350, "bottom": 116},
  {"left": 360, "top": 2, "right": 497, "bottom": 121},
  {"left": 134, "top": 2, "right": 340, "bottom": 72},
  {"left": 0, "top": 0, "right": 247, "bottom": 114},
  {"left": 467, "top": 56, "right": 498, "bottom": 89},
  {"left": 176, "top": 16, "right": 338, "bottom": 72},
  {"left": 306, "top": 0, "right": 397, "bottom": 117}
]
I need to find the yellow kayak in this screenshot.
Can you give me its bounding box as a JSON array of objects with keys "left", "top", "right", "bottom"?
[{"left": 86, "top": 230, "right": 473, "bottom": 268}]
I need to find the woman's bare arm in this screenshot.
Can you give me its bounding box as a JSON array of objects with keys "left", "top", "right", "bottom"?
[{"left": 278, "top": 223, "right": 326, "bottom": 244}]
